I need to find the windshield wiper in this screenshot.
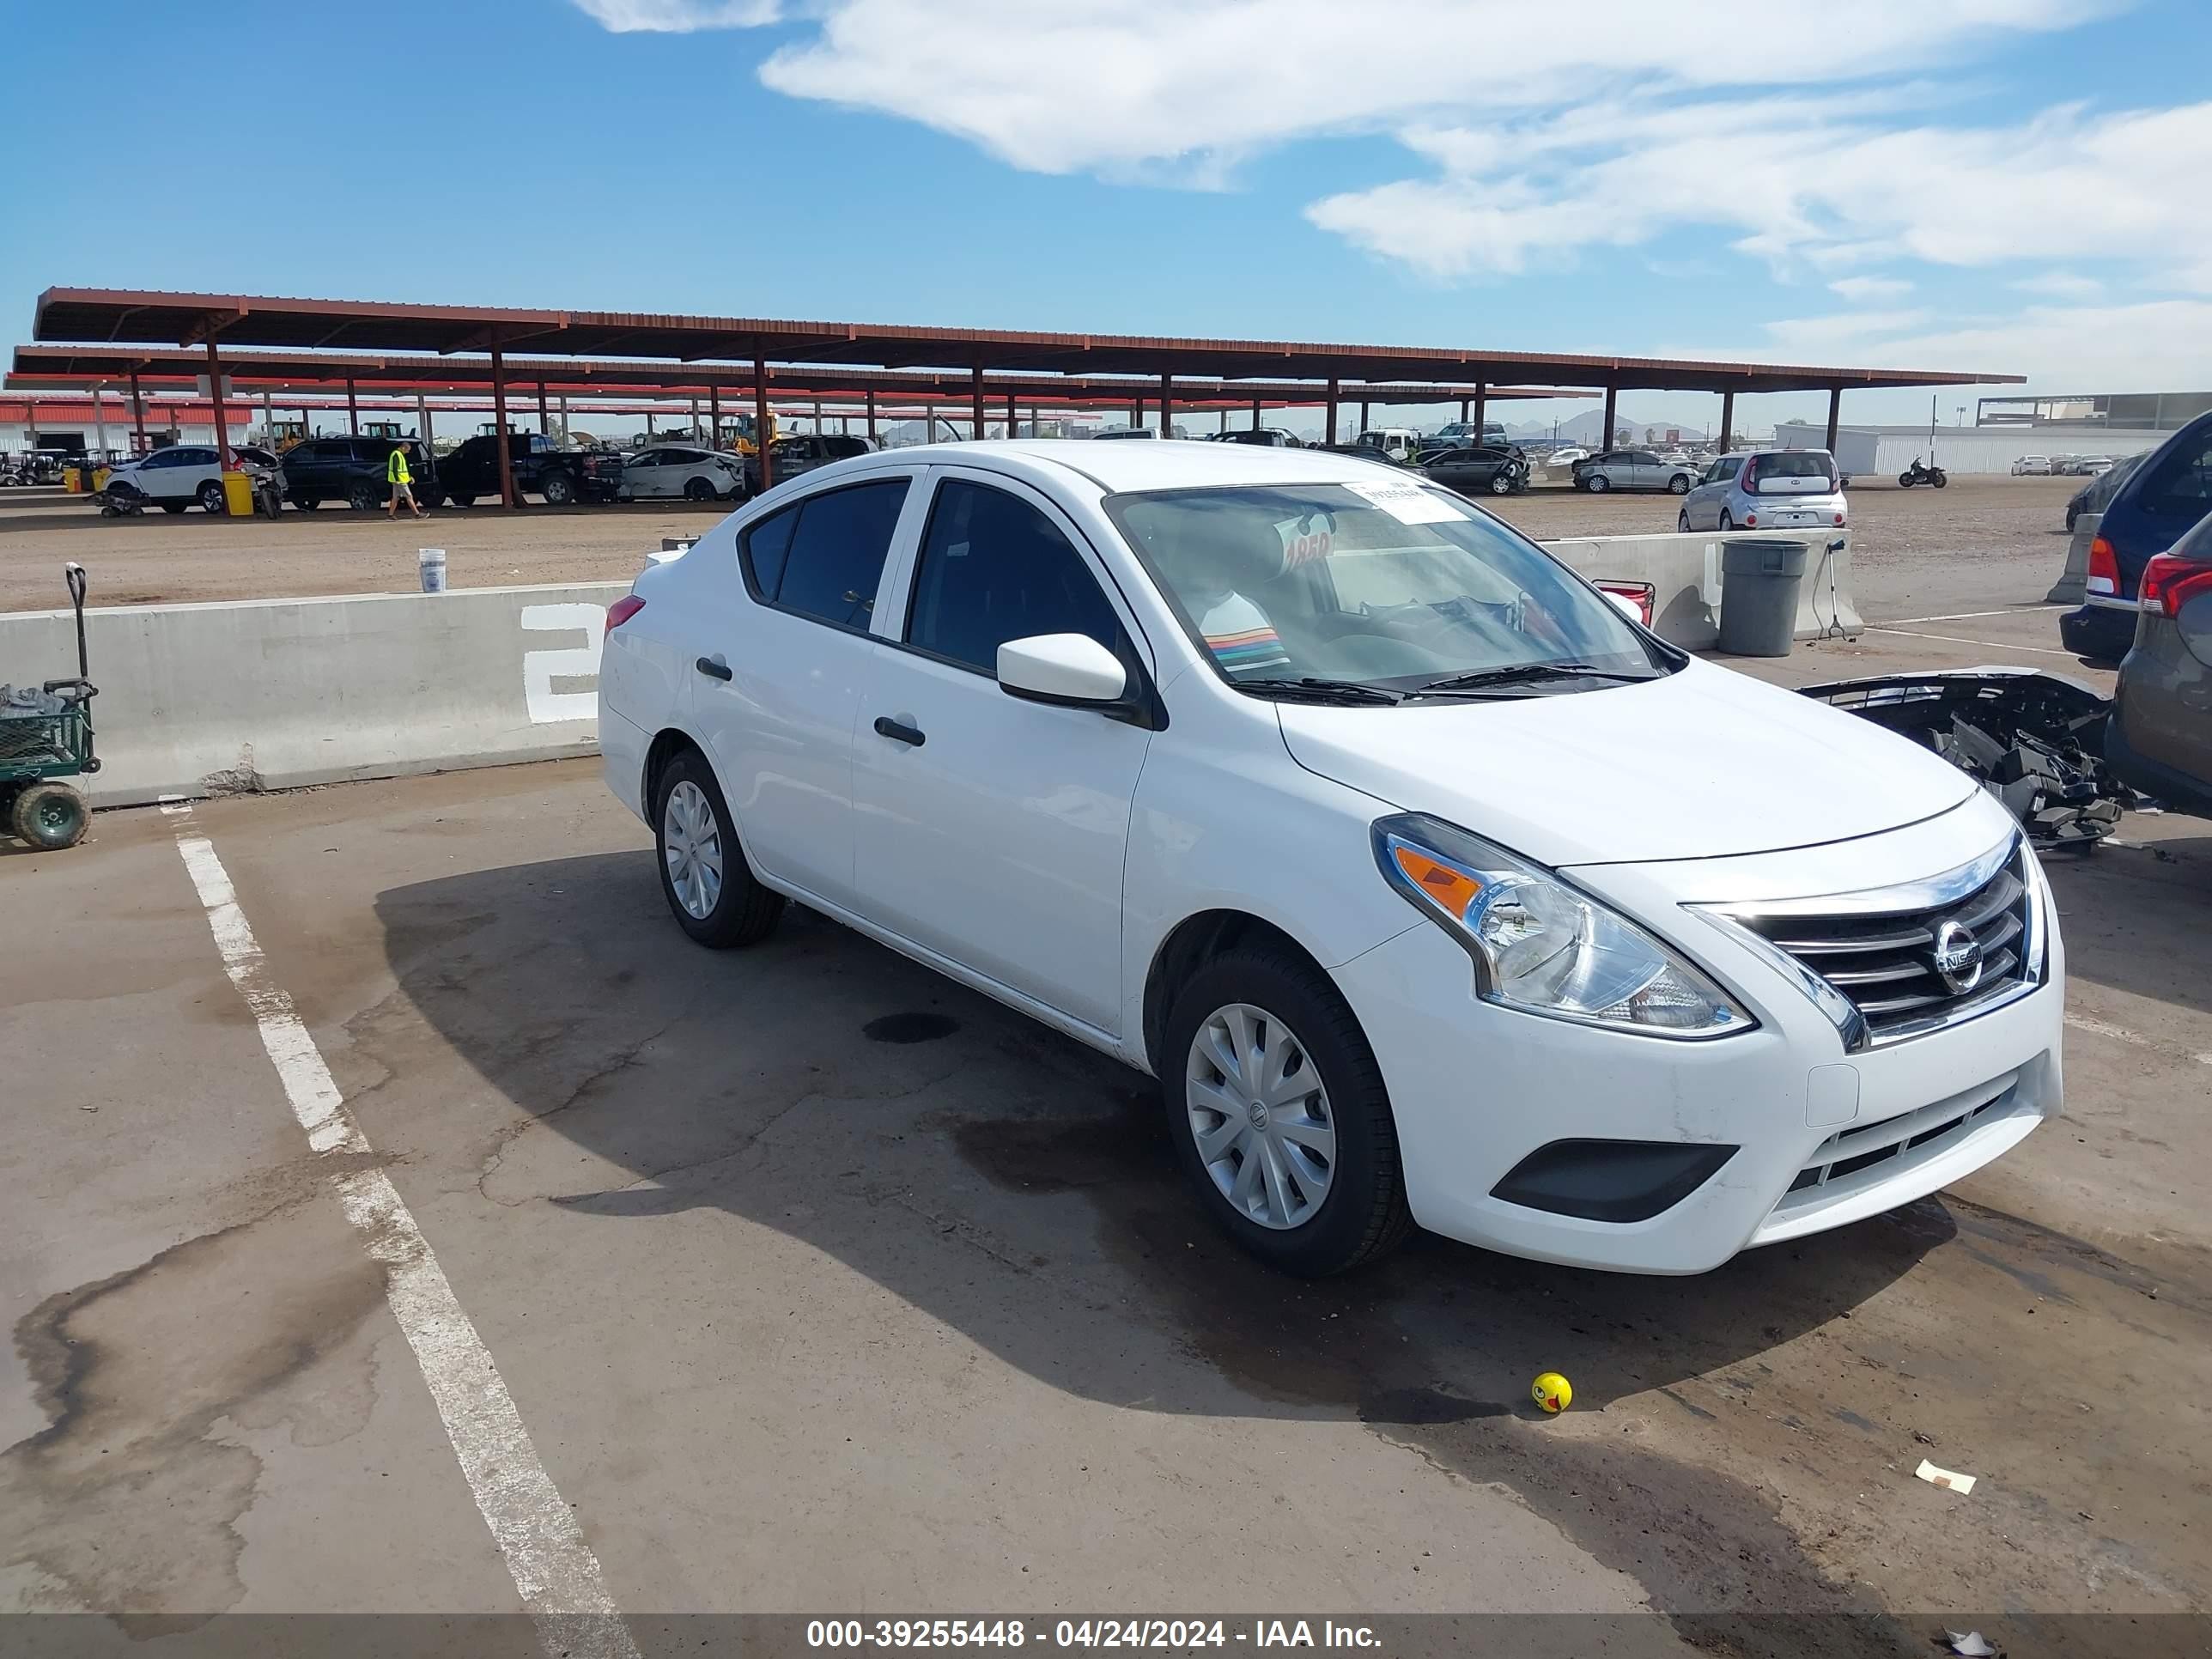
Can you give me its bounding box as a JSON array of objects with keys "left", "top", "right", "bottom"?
[
  {"left": 1234, "top": 677, "right": 1403, "bottom": 706},
  {"left": 1410, "top": 662, "right": 1650, "bottom": 696}
]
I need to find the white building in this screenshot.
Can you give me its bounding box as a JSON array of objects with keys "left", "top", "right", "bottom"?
[{"left": 1771, "top": 421, "right": 2171, "bottom": 477}]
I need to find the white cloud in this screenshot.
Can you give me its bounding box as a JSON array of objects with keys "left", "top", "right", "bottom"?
[
  {"left": 1830, "top": 276, "right": 1916, "bottom": 301},
  {"left": 2012, "top": 270, "right": 2106, "bottom": 299},
  {"left": 570, "top": 0, "right": 777, "bottom": 32},
  {"left": 1665, "top": 298, "right": 2212, "bottom": 392}
]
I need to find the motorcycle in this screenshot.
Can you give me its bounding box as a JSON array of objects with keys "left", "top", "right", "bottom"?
[{"left": 1899, "top": 456, "right": 1948, "bottom": 489}]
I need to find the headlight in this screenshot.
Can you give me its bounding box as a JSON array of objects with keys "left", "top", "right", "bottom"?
[{"left": 1371, "top": 813, "right": 1753, "bottom": 1039}]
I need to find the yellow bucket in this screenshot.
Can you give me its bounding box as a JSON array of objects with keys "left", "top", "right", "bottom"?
[
  {"left": 222, "top": 471, "right": 256, "bottom": 516},
  {"left": 63, "top": 465, "right": 82, "bottom": 492}
]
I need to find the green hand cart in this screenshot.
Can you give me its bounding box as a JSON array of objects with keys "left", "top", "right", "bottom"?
[{"left": 1, "top": 563, "right": 100, "bottom": 850}]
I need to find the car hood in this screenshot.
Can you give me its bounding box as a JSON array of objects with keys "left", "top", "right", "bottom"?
[{"left": 1273, "top": 659, "right": 1976, "bottom": 867}]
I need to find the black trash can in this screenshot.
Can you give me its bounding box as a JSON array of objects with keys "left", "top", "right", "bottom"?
[{"left": 1719, "top": 538, "right": 1808, "bottom": 657}]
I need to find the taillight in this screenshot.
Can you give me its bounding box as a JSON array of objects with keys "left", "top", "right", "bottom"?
[
  {"left": 2140, "top": 553, "right": 2212, "bottom": 617},
  {"left": 1736, "top": 457, "right": 1758, "bottom": 495},
  {"left": 1595, "top": 580, "right": 1656, "bottom": 626},
  {"left": 605, "top": 594, "right": 646, "bottom": 633},
  {"left": 2086, "top": 535, "right": 2120, "bottom": 597}
]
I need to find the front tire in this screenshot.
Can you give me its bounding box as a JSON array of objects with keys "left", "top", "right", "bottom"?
[
  {"left": 1586, "top": 472, "right": 1609, "bottom": 493},
  {"left": 1678, "top": 508, "right": 1692, "bottom": 532},
  {"left": 1163, "top": 945, "right": 1412, "bottom": 1277},
  {"left": 1487, "top": 471, "right": 1512, "bottom": 495},
  {"left": 10, "top": 781, "right": 88, "bottom": 849},
  {"left": 348, "top": 481, "right": 380, "bottom": 511},
  {"left": 198, "top": 480, "right": 227, "bottom": 513},
  {"left": 1668, "top": 474, "right": 1691, "bottom": 495},
  {"left": 1899, "top": 471, "right": 1917, "bottom": 489},
  {"left": 294, "top": 494, "right": 320, "bottom": 510},
  {"left": 653, "top": 749, "right": 783, "bottom": 948},
  {"left": 1931, "top": 471, "right": 1948, "bottom": 489}
]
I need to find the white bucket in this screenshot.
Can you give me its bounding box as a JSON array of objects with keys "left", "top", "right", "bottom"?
[{"left": 418, "top": 547, "right": 447, "bottom": 593}]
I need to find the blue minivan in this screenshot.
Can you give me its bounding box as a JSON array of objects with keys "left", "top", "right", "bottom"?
[{"left": 2061, "top": 412, "right": 2212, "bottom": 662}]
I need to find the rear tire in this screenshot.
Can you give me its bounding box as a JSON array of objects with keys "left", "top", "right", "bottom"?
[
  {"left": 1162, "top": 945, "right": 1413, "bottom": 1277},
  {"left": 1718, "top": 509, "right": 1735, "bottom": 531},
  {"left": 161, "top": 501, "right": 189, "bottom": 514},
  {"left": 447, "top": 493, "right": 474, "bottom": 508},
  {"left": 10, "top": 781, "right": 88, "bottom": 850},
  {"left": 542, "top": 472, "right": 577, "bottom": 507},
  {"left": 684, "top": 477, "right": 716, "bottom": 501},
  {"left": 653, "top": 748, "right": 784, "bottom": 948},
  {"left": 1931, "top": 471, "right": 1948, "bottom": 489},
  {"left": 348, "top": 481, "right": 380, "bottom": 511},
  {"left": 1899, "top": 471, "right": 1917, "bottom": 489},
  {"left": 294, "top": 495, "right": 320, "bottom": 510}
]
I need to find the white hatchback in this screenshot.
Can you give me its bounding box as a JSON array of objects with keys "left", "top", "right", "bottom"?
[
  {"left": 1680, "top": 448, "right": 1850, "bottom": 535},
  {"left": 600, "top": 441, "right": 2062, "bottom": 1277}
]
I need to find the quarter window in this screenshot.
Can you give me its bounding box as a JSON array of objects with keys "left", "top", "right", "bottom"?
[
  {"left": 905, "top": 480, "right": 1122, "bottom": 675},
  {"left": 750, "top": 478, "right": 910, "bottom": 629}
]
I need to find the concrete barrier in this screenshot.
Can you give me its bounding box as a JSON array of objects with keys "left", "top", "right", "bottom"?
[
  {"left": 1545, "top": 531, "right": 1862, "bottom": 649},
  {"left": 0, "top": 582, "right": 627, "bottom": 807},
  {"left": 2047, "top": 512, "right": 2100, "bottom": 605},
  {"left": 0, "top": 529, "right": 1862, "bottom": 808}
]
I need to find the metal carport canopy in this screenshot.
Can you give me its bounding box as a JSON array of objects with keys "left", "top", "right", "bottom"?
[
  {"left": 9, "top": 345, "right": 1583, "bottom": 409},
  {"left": 31, "top": 287, "right": 2021, "bottom": 394}
]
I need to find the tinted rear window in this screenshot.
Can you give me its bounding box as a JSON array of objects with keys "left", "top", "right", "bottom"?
[
  {"left": 768, "top": 478, "right": 911, "bottom": 630},
  {"left": 1752, "top": 453, "right": 1838, "bottom": 489}
]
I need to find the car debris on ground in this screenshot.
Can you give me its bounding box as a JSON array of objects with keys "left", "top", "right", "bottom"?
[
  {"left": 1916, "top": 1458, "right": 1979, "bottom": 1494},
  {"left": 1798, "top": 668, "right": 2129, "bottom": 848}
]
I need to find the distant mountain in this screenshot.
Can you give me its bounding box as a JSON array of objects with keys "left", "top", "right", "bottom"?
[{"left": 1504, "top": 410, "right": 1715, "bottom": 445}]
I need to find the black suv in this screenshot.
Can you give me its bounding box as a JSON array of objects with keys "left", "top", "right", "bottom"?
[
  {"left": 742, "top": 433, "right": 872, "bottom": 495},
  {"left": 281, "top": 437, "right": 440, "bottom": 510},
  {"left": 440, "top": 433, "right": 626, "bottom": 507}
]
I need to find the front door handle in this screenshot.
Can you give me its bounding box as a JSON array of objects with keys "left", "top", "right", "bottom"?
[
  {"left": 695, "top": 655, "right": 732, "bottom": 681},
  {"left": 872, "top": 715, "right": 926, "bottom": 747}
]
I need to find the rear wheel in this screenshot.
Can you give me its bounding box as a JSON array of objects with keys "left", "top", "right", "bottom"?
[
  {"left": 653, "top": 749, "right": 784, "bottom": 948},
  {"left": 1899, "top": 471, "right": 1917, "bottom": 489},
  {"left": 542, "top": 471, "right": 577, "bottom": 507},
  {"left": 1931, "top": 471, "right": 1948, "bottom": 489},
  {"left": 1718, "top": 509, "right": 1735, "bottom": 531},
  {"left": 197, "top": 480, "right": 227, "bottom": 513},
  {"left": 684, "top": 476, "right": 716, "bottom": 501},
  {"left": 447, "top": 493, "right": 474, "bottom": 508},
  {"left": 161, "top": 501, "right": 189, "bottom": 514},
  {"left": 294, "top": 494, "right": 320, "bottom": 510},
  {"left": 1163, "top": 945, "right": 1412, "bottom": 1277},
  {"left": 10, "top": 781, "right": 88, "bottom": 850},
  {"left": 1586, "top": 472, "right": 1609, "bottom": 494},
  {"left": 347, "top": 480, "right": 380, "bottom": 511}
]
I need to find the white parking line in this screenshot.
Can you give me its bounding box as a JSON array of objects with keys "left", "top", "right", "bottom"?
[
  {"left": 1864, "top": 626, "right": 2079, "bottom": 658},
  {"left": 2064, "top": 1011, "right": 2212, "bottom": 1067},
  {"left": 1876, "top": 607, "right": 2043, "bottom": 626},
  {"left": 168, "top": 815, "right": 641, "bottom": 1659}
]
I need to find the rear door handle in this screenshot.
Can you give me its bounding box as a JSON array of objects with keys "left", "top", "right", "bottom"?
[
  {"left": 695, "top": 655, "right": 732, "bottom": 681},
  {"left": 872, "top": 715, "right": 926, "bottom": 747}
]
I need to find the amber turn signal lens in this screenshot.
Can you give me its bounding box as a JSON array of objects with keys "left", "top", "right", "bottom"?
[{"left": 1392, "top": 845, "right": 1484, "bottom": 921}]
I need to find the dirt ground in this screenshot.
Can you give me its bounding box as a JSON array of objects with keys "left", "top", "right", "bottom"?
[{"left": 0, "top": 472, "right": 2082, "bottom": 621}]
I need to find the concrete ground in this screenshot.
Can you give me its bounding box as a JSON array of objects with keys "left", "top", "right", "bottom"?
[
  {"left": 5, "top": 526, "right": 2206, "bottom": 1656},
  {"left": 0, "top": 472, "right": 2081, "bottom": 615}
]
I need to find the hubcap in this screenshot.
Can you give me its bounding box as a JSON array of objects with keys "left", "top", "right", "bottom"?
[
  {"left": 661, "top": 780, "right": 724, "bottom": 920},
  {"left": 1186, "top": 1002, "right": 1336, "bottom": 1231}
]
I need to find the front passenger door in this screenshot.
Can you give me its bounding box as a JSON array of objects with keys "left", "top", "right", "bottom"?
[{"left": 850, "top": 471, "right": 1154, "bottom": 1033}]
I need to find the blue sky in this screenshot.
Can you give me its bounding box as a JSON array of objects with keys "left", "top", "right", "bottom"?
[{"left": 3, "top": 0, "right": 2209, "bottom": 437}]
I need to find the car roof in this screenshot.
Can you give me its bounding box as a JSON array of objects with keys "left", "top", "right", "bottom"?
[{"left": 830, "top": 438, "right": 1413, "bottom": 495}]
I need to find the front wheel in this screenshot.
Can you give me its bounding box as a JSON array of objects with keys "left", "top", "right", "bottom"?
[
  {"left": 348, "top": 481, "right": 380, "bottom": 511},
  {"left": 1668, "top": 474, "right": 1691, "bottom": 495},
  {"left": 1899, "top": 471, "right": 1918, "bottom": 489},
  {"left": 294, "top": 495, "right": 320, "bottom": 510},
  {"left": 1487, "top": 471, "right": 1513, "bottom": 495},
  {"left": 198, "top": 480, "right": 228, "bottom": 513},
  {"left": 1678, "top": 508, "right": 1692, "bottom": 532},
  {"left": 10, "top": 781, "right": 89, "bottom": 849},
  {"left": 1163, "top": 946, "right": 1413, "bottom": 1277},
  {"left": 447, "top": 492, "right": 474, "bottom": 508},
  {"left": 653, "top": 750, "right": 784, "bottom": 948},
  {"left": 1586, "top": 473, "right": 1609, "bottom": 494},
  {"left": 1931, "top": 471, "right": 1948, "bottom": 489},
  {"left": 542, "top": 472, "right": 577, "bottom": 507}
]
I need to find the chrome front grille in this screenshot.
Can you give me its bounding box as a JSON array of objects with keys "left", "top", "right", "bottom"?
[{"left": 1713, "top": 838, "right": 2041, "bottom": 1046}]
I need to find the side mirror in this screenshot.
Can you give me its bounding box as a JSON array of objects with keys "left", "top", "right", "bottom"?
[{"left": 998, "top": 633, "right": 1127, "bottom": 707}]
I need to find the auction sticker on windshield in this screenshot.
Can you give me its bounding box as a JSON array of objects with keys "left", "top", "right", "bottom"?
[{"left": 1345, "top": 477, "right": 1463, "bottom": 525}]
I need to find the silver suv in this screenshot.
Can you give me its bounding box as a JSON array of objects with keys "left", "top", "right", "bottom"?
[
  {"left": 1571, "top": 448, "right": 1700, "bottom": 495},
  {"left": 1680, "top": 448, "right": 1849, "bottom": 533}
]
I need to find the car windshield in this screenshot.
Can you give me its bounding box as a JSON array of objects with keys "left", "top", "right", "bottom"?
[{"left": 1106, "top": 481, "right": 1667, "bottom": 695}]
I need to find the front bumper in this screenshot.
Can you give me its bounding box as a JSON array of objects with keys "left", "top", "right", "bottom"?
[{"left": 1330, "top": 800, "right": 2063, "bottom": 1273}]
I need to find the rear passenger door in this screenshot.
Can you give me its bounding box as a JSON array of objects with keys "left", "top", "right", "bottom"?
[
  {"left": 850, "top": 470, "right": 1154, "bottom": 1032},
  {"left": 690, "top": 471, "right": 922, "bottom": 910}
]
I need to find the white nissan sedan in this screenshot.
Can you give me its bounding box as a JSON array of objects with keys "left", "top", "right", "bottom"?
[{"left": 599, "top": 441, "right": 2063, "bottom": 1277}]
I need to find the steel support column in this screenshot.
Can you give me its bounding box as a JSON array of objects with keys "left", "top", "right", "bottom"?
[
  {"left": 490, "top": 347, "right": 516, "bottom": 508},
  {"left": 1007, "top": 391, "right": 1018, "bottom": 440},
  {"left": 866, "top": 389, "right": 877, "bottom": 441},
  {"left": 1601, "top": 384, "right": 1618, "bottom": 447},
  {"left": 1718, "top": 390, "right": 1735, "bottom": 453},
  {"left": 346, "top": 376, "right": 359, "bottom": 435},
  {"left": 1473, "top": 383, "right": 1486, "bottom": 434},
  {"left": 205, "top": 341, "right": 232, "bottom": 471},
  {"left": 417, "top": 393, "right": 432, "bottom": 446},
  {"left": 129, "top": 369, "right": 145, "bottom": 447},
  {"left": 753, "top": 355, "right": 773, "bottom": 490},
  {"left": 1251, "top": 398, "right": 1261, "bottom": 429},
  {"left": 1326, "top": 378, "right": 1339, "bottom": 445},
  {"left": 542, "top": 383, "right": 555, "bottom": 438},
  {"left": 970, "top": 366, "right": 985, "bottom": 440},
  {"left": 1158, "top": 374, "right": 1172, "bottom": 438},
  {"left": 1824, "top": 386, "right": 1842, "bottom": 453},
  {"left": 709, "top": 384, "right": 720, "bottom": 450},
  {"left": 1358, "top": 400, "right": 1370, "bottom": 434}
]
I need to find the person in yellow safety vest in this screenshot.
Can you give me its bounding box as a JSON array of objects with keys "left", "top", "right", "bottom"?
[{"left": 386, "top": 442, "right": 427, "bottom": 520}]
